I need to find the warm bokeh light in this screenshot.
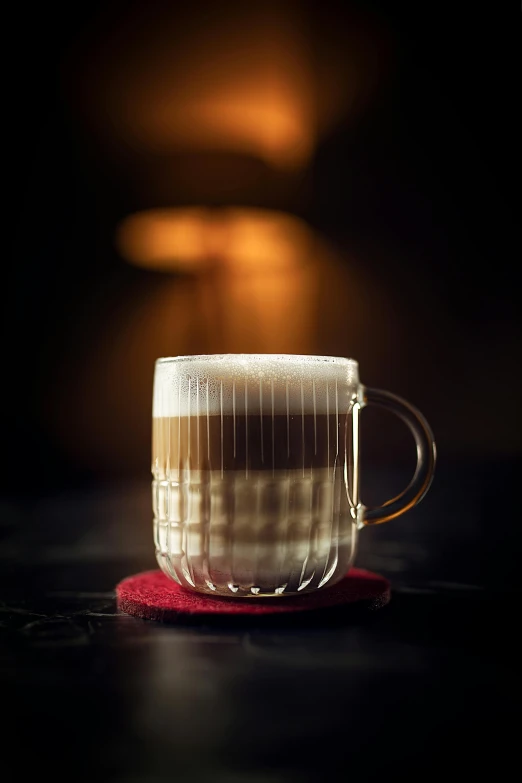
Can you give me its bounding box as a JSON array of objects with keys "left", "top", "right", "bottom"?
[
  {"left": 116, "top": 208, "right": 313, "bottom": 273},
  {"left": 116, "top": 209, "right": 211, "bottom": 273},
  {"left": 46, "top": 2, "right": 399, "bottom": 477},
  {"left": 133, "top": 79, "right": 313, "bottom": 172},
  {"left": 66, "top": 3, "right": 390, "bottom": 173},
  {"left": 73, "top": 6, "right": 315, "bottom": 171}
]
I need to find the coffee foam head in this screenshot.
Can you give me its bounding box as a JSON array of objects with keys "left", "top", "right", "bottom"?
[{"left": 153, "top": 355, "right": 359, "bottom": 417}]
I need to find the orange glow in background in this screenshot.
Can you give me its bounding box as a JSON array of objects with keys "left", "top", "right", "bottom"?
[
  {"left": 115, "top": 206, "right": 320, "bottom": 362},
  {"left": 48, "top": 1, "right": 397, "bottom": 475},
  {"left": 116, "top": 208, "right": 313, "bottom": 273},
  {"left": 67, "top": 2, "right": 389, "bottom": 171}
]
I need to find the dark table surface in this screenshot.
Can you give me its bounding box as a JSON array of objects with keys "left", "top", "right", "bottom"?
[{"left": 1, "top": 456, "right": 520, "bottom": 783}]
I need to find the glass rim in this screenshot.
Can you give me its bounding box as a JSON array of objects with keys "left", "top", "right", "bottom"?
[{"left": 155, "top": 353, "right": 358, "bottom": 368}]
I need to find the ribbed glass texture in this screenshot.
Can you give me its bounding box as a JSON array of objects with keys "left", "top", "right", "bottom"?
[{"left": 152, "top": 355, "right": 362, "bottom": 597}]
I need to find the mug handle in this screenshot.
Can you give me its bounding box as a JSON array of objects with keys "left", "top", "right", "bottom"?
[{"left": 359, "top": 387, "right": 437, "bottom": 527}]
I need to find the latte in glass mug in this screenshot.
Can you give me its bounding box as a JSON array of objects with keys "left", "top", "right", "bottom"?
[{"left": 152, "top": 355, "right": 435, "bottom": 597}]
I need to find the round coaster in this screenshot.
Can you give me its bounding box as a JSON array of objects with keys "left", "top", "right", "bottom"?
[{"left": 116, "top": 568, "right": 390, "bottom": 623}]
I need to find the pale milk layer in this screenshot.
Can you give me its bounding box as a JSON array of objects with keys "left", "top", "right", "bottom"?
[{"left": 153, "top": 468, "right": 357, "bottom": 596}]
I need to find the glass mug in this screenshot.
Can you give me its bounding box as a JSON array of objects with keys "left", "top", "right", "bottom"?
[{"left": 152, "top": 354, "right": 436, "bottom": 597}]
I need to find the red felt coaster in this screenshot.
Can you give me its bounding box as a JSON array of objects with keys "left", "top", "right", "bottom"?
[{"left": 116, "top": 568, "right": 390, "bottom": 623}]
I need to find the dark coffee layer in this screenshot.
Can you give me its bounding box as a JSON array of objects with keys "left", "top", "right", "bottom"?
[{"left": 153, "top": 414, "right": 346, "bottom": 472}]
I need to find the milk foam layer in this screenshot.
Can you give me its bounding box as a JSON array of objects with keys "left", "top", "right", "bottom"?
[{"left": 153, "top": 354, "right": 359, "bottom": 417}]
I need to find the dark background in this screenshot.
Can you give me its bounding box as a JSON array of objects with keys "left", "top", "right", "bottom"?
[
  {"left": 2, "top": 1, "right": 520, "bottom": 547},
  {"left": 1, "top": 5, "right": 520, "bottom": 782}
]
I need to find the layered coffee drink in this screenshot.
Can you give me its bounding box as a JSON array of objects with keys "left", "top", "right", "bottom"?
[{"left": 152, "top": 355, "right": 362, "bottom": 596}]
